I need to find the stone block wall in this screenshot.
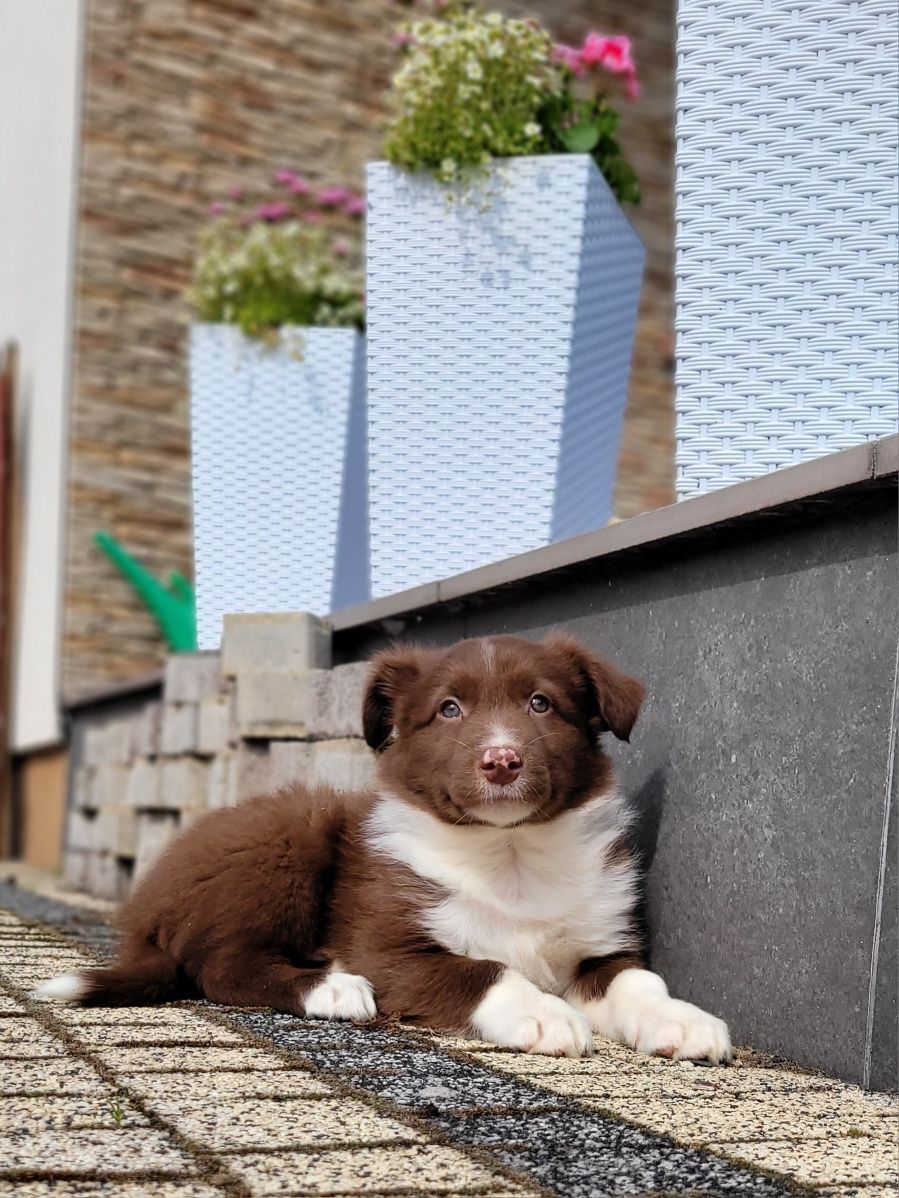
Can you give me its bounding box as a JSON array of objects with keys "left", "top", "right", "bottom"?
[
  {"left": 63, "top": 614, "right": 375, "bottom": 901},
  {"left": 63, "top": 0, "right": 674, "bottom": 702}
]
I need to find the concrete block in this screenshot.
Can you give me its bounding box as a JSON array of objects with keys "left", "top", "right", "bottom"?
[
  {"left": 197, "top": 698, "right": 232, "bottom": 756},
  {"left": 66, "top": 809, "right": 97, "bottom": 853},
  {"left": 84, "top": 718, "right": 133, "bottom": 766},
  {"left": 90, "top": 765, "right": 130, "bottom": 810},
  {"left": 222, "top": 612, "right": 331, "bottom": 678},
  {"left": 72, "top": 769, "right": 94, "bottom": 812},
  {"left": 206, "top": 754, "right": 236, "bottom": 808},
  {"left": 159, "top": 758, "right": 209, "bottom": 812},
  {"left": 130, "top": 702, "right": 162, "bottom": 758},
  {"left": 164, "top": 652, "right": 222, "bottom": 703},
  {"left": 233, "top": 745, "right": 278, "bottom": 804},
  {"left": 134, "top": 812, "right": 181, "bottom": 881},
  {"left": 96, "top": 805, "right": 138, "bottom": 858},
  {"left": 160, "top": 703, "right": 198, "bottom": 755},
  {"left": 302, "top": 662, "right": 368, "bottom": 740},
  {"left": 236, "top": 670, "right": 308, "bottom": 738},
  {"left": 63, "top": 849, "right": 91, "bottom": 892},
  {"left": 126, "top": 758, "right": 161, "bottom": 809},
  {"left": 310, "top": 739, "right": 375, "bottom": 792},
  {"left": 268, "top": 742, "right": 314, "bottom": 791},
  {"left": 87, "top": 852, "right": 132, "bottom": 902}
]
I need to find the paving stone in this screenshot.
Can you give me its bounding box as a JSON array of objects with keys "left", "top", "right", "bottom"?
[
  {"left": 0, "top": 1128, "right": 192, "bottom": 1174},
  {"left": 149, "top": 1095, "right": 424, "bottom": 1151},
  {"left": 50, "top": 1007, "right": 222, "bottom": 1027},
  {"left": 0, "top": 1018, "right": 67, "bottom": 1057},
  {"left": 164, "top": 652, "right": 223, "bottom": 703},
  {"left": 70, "top": 1020, "right": 246, "bottom": 1049},
  {"left": 222, "top": 612, "right": 330, "bottom": 678},
  {"left": 438, "top": 1110, "right": 792, "bottom": 1198},
  {"left": 101, "top": 1045, "right": 291, "bottom": 1073},
  {"left": 0, "top": 1094, "right": 149, "bottom": 1131},
  {"left": 0, "top": 1057, "right": 113, "bottom": 1095},
  {"left": 709, "top": 1138, "right": 899, "bottom": 1187},
  {"left": 126, "top": 1068, "right": 333, "bottom": 1102},
  {"left": 224, "top": 1143, "right": 515, "bottom": 1196},
  {"left": 585, "top": 1091, "right": 897, "bottom": 1146},
  {"left": 0, "top": 994, "right": 26, "bottom": 1013},
  {"left": 339, "top": 1066, "right": 564, "bottom": 1113},
  {"left": 0, "top": 1184, "right": 225, "bottom": 1198},
  {"left": 160, "top": 703, "right": 199, "bottom": 755}
]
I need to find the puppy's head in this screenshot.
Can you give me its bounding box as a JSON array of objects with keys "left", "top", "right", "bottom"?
[{"left": 363, "top": 633, "right": 644, "bottom": 828}]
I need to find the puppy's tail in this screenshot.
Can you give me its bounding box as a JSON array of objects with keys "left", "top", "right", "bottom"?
[{"left": 33, "top": 942, "right": 179, "bottom": 1007}]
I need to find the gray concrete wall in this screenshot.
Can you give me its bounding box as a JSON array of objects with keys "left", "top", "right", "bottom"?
[{"left": 335, "top": 473, "right": 897, "bottom": 1090}]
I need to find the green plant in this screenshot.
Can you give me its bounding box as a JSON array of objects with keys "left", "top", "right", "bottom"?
[
  {"left": 188, "top": 175, "right": 365, "bottom": 339},
  {"left": 384, "top": 1, "right": 640, "bottom": 203}
]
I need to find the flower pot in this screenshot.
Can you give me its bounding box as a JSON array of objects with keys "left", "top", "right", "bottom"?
[
  {"left": 365, "top": 154, "right": 644, "bottom": 597},
  {"left": 189, "top": 324, "right": 369, "bottom": 650}
]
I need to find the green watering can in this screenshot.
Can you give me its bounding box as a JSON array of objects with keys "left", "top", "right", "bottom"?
[{"left": 94, "top": 530, "right": 197, "bottom": 653}]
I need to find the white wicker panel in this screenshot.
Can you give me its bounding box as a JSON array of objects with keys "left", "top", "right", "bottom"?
[
  {"left": 189, "top": 325, "right": 365, "bottom": 650},
  {"left": 676, "top": 0, "right": 898, "bottom": 497},
  {"left": 366, "top": 155, "right": 644, "bottom": 598}
]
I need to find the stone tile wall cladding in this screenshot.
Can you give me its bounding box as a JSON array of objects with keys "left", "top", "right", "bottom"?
[
  {"left": 64, "top": 0, "right": 674, "bottom": 701},
  {"left": 63, "top": 614, "right": 375, "bottom": 901}
]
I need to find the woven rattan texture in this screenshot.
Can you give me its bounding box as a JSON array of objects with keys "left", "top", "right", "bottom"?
[
  {"left": 366, "top": 155, "right": 644, "bottom": 598},
  {"left": 675, "top": 0, "right": 898, "bottom": 497},
  {"left": 190, "top": 326, "right": 365, "bottom": 649}
]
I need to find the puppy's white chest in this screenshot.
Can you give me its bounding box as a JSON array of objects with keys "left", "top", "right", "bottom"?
[{"left": 365, "top": 794, "right": 637, "bottom": 994}]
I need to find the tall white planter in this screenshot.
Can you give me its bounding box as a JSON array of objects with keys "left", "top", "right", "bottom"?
[
  {"left": 366, "top": 155, "right": 644, "bottom": 598},
  {"left": 189, "top": 325, "right": 369, "bottom": 650},
  {"left": 675, "top": 0, "right": 898, "bottom": 498}
]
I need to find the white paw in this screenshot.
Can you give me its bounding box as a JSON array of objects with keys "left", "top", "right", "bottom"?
[
  {"left": 471, "top": 969, "right": 593, "bottom": 1058},
  {"left": 304, "top": 971, "right": 376, "bottom": 1022},
  {"left": 580, "top": 968, "right": 732, "bottom": 1063},
  {"left": 32, "top": 973, "right": 89, "bottom": 1004}
]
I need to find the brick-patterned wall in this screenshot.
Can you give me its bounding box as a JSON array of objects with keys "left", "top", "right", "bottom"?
[{"left": 63, "top": 0, "right": 674, "bottom": 701}]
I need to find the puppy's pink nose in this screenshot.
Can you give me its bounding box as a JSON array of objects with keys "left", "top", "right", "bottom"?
[{"left": 480, "top": 746, "right": 523, "bottom": 787}]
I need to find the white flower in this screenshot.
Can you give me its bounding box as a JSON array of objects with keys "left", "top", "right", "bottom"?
[
  {"left": 523, "top": 121, "right": 541, "bottom": 138},
  {"left": 465, "top": 58, "right": 483, "bottom": 81},
  {"left": 440, "top": 157, "right": 458, "bottom": 176}
]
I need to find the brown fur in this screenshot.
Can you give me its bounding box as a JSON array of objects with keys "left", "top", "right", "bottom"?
[{"left": 67, "top": 633, "right": 647, "bottom": 1031}]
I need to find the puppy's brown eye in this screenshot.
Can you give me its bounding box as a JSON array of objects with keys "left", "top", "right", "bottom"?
[
  {"left": 529, "top": 694, "right": 551, "bottom": 714},
  {"left": 439, "top": 700, "right": 462, "bottom": 719}
]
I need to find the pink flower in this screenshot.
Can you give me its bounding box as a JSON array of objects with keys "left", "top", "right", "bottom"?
[
  {"left": 331, "top": 237, "right": 351, "bottom": 258},
  {"left": 343, "top": 194, "right": 366, "bottom": 218},
  {"left": 208, "top": 201, "right": 225, "bottom": 215},
  {"left": 392, "top": 30, "right": 414, "bottom": 48},
  {"left": 288, "top": 176, "right": 310, "bottom": 196},
  {"left": 273, "top": 168, "right": 299, "bottom": 187},
  {"left": 255, "top": 201, "right": 293, "bottom": 222},
  {"left": 226, "top": 184, "right": 244, "bottom": 200},
  {"left": 552, "top": 43, "right": 586, "bottom": 75},
  {"left": 301, "top": 211, "right": 323, "bottom": 223},
  {"left": 316, "top": 185, "right": 352, "bottom": 207},
  {"left": 579, "top": 32, "right": 636, "bottom": 76}
]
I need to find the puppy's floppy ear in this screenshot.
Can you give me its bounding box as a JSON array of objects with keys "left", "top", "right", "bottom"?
[
  {"left": 362, "top": 644, "right": 428, "bottom": 752},
  {"left": 545, "top": 632, "right": 645, "bottom": 742}
]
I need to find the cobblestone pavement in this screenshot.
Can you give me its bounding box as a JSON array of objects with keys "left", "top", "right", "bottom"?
[{"left": 0, "top": 873, "right": 895, "bottom": 1198}]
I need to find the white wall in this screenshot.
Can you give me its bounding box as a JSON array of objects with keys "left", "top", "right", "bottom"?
[{"left": 0, "top": 0, "right": 84, "bottom": 750}]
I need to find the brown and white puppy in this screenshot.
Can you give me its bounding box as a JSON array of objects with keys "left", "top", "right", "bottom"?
[{"left": 37, "top": 633, "right": 731, "bottom": 1061}]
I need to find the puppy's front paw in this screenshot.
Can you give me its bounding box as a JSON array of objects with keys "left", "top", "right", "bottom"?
[
  {"left": 304, "top": 971, "right": 376, "bottom": 1022},
  {"left": 578, "top": 968, "right": 732, "bottom": 1063},
  {"left": 471, "top": 970, "right": 593, "bottom": 1058}
]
